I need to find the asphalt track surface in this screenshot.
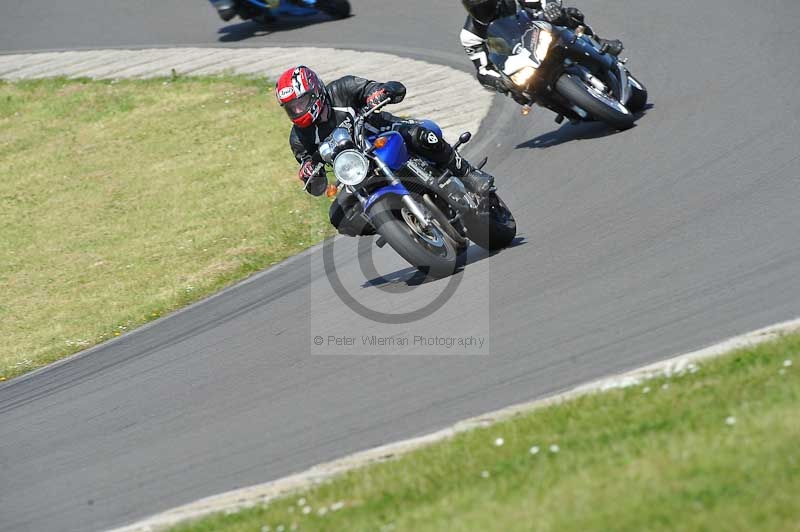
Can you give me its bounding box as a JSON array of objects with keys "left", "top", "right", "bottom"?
[{"left": 2, "top": 1, "right": 799, "bottom": 531}]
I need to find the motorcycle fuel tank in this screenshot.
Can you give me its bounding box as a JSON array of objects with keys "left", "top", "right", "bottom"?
[{"left": 371, "top": 131, "right": 409, "bottom": 171}]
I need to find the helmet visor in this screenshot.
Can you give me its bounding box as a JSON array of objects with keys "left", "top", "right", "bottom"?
[{"left": 284, "top": 93, "right": 314, "bottom": 119}]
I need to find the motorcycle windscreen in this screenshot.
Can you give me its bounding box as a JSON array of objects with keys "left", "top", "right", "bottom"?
[{"left": 486, "top": 11, "right": 538, "bottom": 70}]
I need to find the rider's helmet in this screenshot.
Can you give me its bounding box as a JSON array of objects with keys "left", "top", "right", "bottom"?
[
  {"left": 461, "top": 0, "right": 517, "bottom": 25},
  {"left": 275, "top": 65, "right": 328, "bottom": 128}
]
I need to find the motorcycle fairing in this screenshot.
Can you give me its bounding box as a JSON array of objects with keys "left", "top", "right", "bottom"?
[
  {"left": 363, "top": 183, "right": 410, "bottom": 213},
  {"left": 370, "top": 131, "right": 409, "bottom": 171},
  {"left": 486, "top": 11, "right": 539, "bottom": 71}
]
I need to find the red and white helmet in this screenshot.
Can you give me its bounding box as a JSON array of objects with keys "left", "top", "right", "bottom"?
[{"left": 275, "top": 66, "right": 328, "bottom": 128}]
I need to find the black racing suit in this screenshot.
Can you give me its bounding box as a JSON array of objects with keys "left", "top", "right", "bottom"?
[
  {"left": 461, "top": 0, "right": 617, "bottom": 93},
  {"left": 289, "top": 75, "right": 468, "bottom": 236}
]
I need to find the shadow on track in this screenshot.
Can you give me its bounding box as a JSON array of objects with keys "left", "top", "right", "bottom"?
[
  {"left": 515, "top": 103, "right": 654, "bottom": 150},
  {"left": 361, "top": 237, "right": 527, "bottom": 290},
  {"left": 217, "top": 15, "right": 345, "bottom": 42}
]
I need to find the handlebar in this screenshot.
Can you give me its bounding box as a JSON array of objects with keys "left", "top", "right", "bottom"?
[{"left": 358, "top": 97, "right": 393, "bottom": 120}]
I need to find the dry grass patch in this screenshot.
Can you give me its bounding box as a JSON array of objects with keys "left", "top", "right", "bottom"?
[{"left": 0, "top": 76, "right": 332, "bottom": 380}]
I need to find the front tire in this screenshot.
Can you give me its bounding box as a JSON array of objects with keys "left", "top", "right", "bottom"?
[
  {"left": 556, "top": 74, "right": 635, "bottom": 130},
  {"left": 370, "top": 195, "right": 459, "bottom": 279},
  {"left": 316, "top": 0, "right": 350, "bottom": 18},
  {"left": 626, "top": 74, "right": 648, "bottom": 113},
  {"left": 464, "top": 193, "right": 517, "bottom": 251}
]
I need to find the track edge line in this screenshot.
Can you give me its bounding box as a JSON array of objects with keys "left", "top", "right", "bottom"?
[{"left": 107, "top": 316, "right": 800, "bottom": 532}]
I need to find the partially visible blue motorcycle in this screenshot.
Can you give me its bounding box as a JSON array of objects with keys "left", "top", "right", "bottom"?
[
  {"left": 306, "top": 98, "right": 517, "bottom": 279},
  {"left": 209, "top": 0, "right": 350, "bottom": 24}
]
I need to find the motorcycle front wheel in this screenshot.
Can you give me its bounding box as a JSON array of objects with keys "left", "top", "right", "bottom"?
[
  {"left": 316, "top": 0, "right": 350, "bottom": 18},
  {"left": 555, "top": 74, "right": 635, "bottom": 130},
  {"left": 370, "top": 195, "right": 459, "bottom": 279},
  {"left": 625, "top": 73, "right": 648, "bottom": 113}
]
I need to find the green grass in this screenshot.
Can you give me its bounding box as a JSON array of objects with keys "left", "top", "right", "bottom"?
[
  {"left": 171, "top": 334, "right": 800, "bottom": 532},
  {"left": 0, "top": 76, "right": 332, "bottom": 380}
]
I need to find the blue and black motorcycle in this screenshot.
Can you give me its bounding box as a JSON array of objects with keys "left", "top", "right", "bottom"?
[
  {"left": 307, "top": 99, "right": 517, "bottom": 279},
  {"left": 209, "top": 0, "right": 350, "bottom": 24}
]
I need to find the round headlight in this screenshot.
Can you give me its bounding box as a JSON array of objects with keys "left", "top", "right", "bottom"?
[
  {"left": 534, "top": 29, "right": 553, "bottom": 62},
  {"left": 333, "top": 150, "right": 369, "bottom": 186}
]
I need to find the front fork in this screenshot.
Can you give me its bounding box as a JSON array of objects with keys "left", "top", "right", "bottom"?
[
  {"left": 358, "top": 157, "right": 432, "bottom": 230},
  {"left": 565, "top": 60, "right": 631, "bottom": 106}
]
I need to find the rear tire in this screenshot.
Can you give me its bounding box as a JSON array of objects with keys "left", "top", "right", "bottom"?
[
  {"left": 464, "top": 193, "right": 517, "bottom": 251},
  {"left": 316, "top": 0, "right": 350, "bottom": 18},
  {"left": 556, "top": 74, "right": 634, "bottom": 130},
  {"left": 370, "top": 195, "right": 459, "bottom": 279}
]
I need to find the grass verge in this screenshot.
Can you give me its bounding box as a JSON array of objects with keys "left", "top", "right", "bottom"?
[
  {"left": 0, "top": 76, "right": 331, "bottom": 380},
  {"left": 171, "top": 333, "right": 799, "bottom": 532}
]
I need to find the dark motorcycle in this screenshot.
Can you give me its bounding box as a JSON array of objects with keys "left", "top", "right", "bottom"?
[
  {"left": 306, "top": 99, "right": 517, "bottom": 279},
  {"left": 209, "top": 0, "right": 350, "bottom": 24},
  {"left": 487, "top": 7, "right": 647, "bottom": 129}
]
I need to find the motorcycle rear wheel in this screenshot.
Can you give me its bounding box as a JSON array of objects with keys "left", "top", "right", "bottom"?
[
  {"left": 370, "top": 195, "right": 459, "bottom": 279},
  {"left": 463, "top": 192, "right": 517, "bottom": 251},
  {"left": 556, "top": 74, "right": 635, "bottom": 130}
]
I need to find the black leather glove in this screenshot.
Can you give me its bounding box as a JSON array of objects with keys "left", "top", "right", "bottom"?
[
  {"left": 477, "top": 70, "right": 509, "bottom": 94},
  {"left": 542, "top": 3, "right": 564, "bottom": 23},
  {"left": 299, "top": 160, "right": 328, "bottom": 196},
  {"left": 496, "top": 76, "right": 515, "bottom": 95},
  {"left": 304, "top": 170, "right": 328, "bottom": 196},
  {"left": 366, "top": 81, "right": 406, "bottom": 106},
  {"left": 490, "top": 75, "right": 530, "bottom": 105},
  {"left": 510, "top": 91, "right": 531, "bottom": 105},
  {"left": 298, "top": 160, "right": 318, "bottom": 183}
]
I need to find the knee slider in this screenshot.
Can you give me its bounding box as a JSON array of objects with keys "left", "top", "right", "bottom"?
[{"left": 410, "top": 125, "right": 444, "bottom": 153}]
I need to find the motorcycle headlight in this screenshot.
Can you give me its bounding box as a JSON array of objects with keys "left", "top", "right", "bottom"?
[
  {"left": 318, "top": 138, "right": 337, "bottom": 164},
  {"left": 511, "top": 66, "right": 537, "bottom": 88},
  {"left": 534, "top": 29, "right": 553, "bottom": 62},
  {"left": 333, "top": 150, "right": 370, "bottom": 186}
]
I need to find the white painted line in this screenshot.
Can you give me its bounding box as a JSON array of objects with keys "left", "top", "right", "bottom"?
[{"left": 108, "top": 318, "right": 800, "bottom": 532}]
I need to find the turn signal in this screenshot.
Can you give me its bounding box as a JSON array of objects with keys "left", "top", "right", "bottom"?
[
  {"left": 521, "top": 105, "right": 531, "bottom": 116},
  {"left": 373, "top": 136, "right": 389, "bottom": 149},
  {"left": 326, "top": 184, "right": 338, "bottom": 198}
]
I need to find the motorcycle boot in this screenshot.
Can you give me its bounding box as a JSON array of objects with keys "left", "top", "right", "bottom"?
[
  {"left": 597, "top": 38, "right": 624, "bottom": 56},
  {"left": 444, "top": 147, "right": 494, "bottom": 195},
  {"left": 400, "top": 122, "right": 494, "bottom": 195},
  {"left": 461, "top": 167, "right": 495, "bottom": 195}
]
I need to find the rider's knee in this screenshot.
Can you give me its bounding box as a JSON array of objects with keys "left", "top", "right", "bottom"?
[{"left": 407, "top": 125, "right": 445, "bottom": 154}]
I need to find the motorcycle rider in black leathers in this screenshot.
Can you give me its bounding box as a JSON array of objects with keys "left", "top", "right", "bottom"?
[
  {"left": 275, "top": 65, "right": 494, "bottom": 236},
  {"left": 460, "top": 0, "right": 624, "bottom": 96}
]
